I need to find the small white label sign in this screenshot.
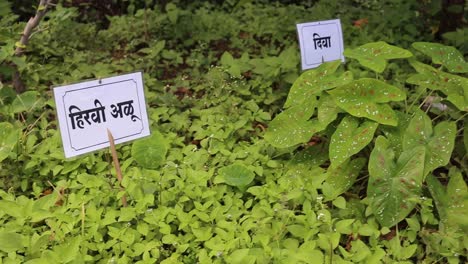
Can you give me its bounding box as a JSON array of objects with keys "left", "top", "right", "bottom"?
[
  {"left": 297, "top": 19, "right": 345, "bottom": 70},
  {"left": 53, "top": 72, "right": 150, "bottom": 158}
]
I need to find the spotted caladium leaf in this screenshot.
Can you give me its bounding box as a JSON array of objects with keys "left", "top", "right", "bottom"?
[
  {"left": 406, "top": 61, "right": 468, "bottom": 111},
  {"left": 412, "top": 42, "right": 468, "bottom": 73},
  {"left": 344, "top": 41, "right": 412, "bottom": 73},
  {"left": 329, "top": 116, "right": 378, "bottom": 167},
  {"left": 322, "top": 157, "right": 366, "bottom": 201},
  {"left": 328, "top": 78, "right": 406, "bottom": 126},
  {"left": 264, "top": 103, "right": 320, "bottom": 148},
  {"left": 284, "top": 60, "right": 353, "bottom": 108},
  {"left": 368, "top": 136, "right": 426, "bottom": 227},
  {"left": 427, "top": 168, "right": 468, "bottom": 232},
  {"left": 266, "top": 95, "right": 340, "bottom": 148},
  {"left": 403, "top": 110, "right": 456, "bottom": 176}
]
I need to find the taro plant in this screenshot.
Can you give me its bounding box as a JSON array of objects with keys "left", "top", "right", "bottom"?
[{"left": 265, "top": 41, "right": 467, "bottom": 239}]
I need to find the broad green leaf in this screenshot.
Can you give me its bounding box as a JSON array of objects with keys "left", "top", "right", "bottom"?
[
  {"left": 412, "top": 42, "right": 468, "bottom": 73},
  {"left": 368, "top": 136, "right": 426, "bottom": 227},
  {"left": 328, "top": 78, "right": 406, "bottom": 126},
  {"left": 426, "top": 174, "right": 449, "bottom": 224},
  {"left": 284, "top": 60, "right": 353, "bottom": 108},
  {"left": 266, "top": 94, "right": 341, "bottom": 148},
  {"left": 264, "top": 103, "right": 319, "bottom": 148},
  {"left": 54, "top": 236, "right": 81, "bottom": 263},
  {"left": 317, "top": 93, "right": 342, "bottom": 127},
  {"left": 0, "top": 231, "right": 24, "bottom": 252},
  {"left": 427, "top": 168, "right": 468, "bottom": 232},
  {"left": 403, "top": 110, "right": 456, "bottom": 175},
  {"left": 446, "top": 168, "right": 468, "bottom": 231},
  {"left": 132, "top": 131, "right": 168, "bottom": 169},
  {"left": 330, "top": 116, "right": 378, "bottom": 167},
  {"left": 407, "top": 61, "right": 468, "bottom": 111},
  {"left": 322, "top": 157, "right": 366, "bottom": 201},
  {"left": 11, "top": 91, "right": 43, "bottom": 113},
  {"left": 344, "top": 41, "right": 413, "bottom": 73},
  {"left": 0, "top": 122, "right": 19, "bottom": 163},
  {"left": 219, "top": 163, "right": 255, "bottom": 188}
]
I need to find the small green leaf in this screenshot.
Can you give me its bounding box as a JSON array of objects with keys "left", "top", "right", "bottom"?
[
  {"left": 412, "top": 42, "right": 468, "bottom": 73},
  {"left": 328, "top": 78, "right": 405, "bottom": 126},
  {"left": 335, "top": 219, "right": 354, "bottom": 234},
  {"left": 344, "top": 41, "right": 413, "bottom": 73},
  {"left": 219, "top": 163, "right": 255, "bottom": 188},
  {"left": 15, "top": 41, "right": 26, "bottom": 49},
  {"left": 330, "top": 116, "right": 378, "bottom": 167},
  {"left": 132, "top": 131, "right": 168, "bottom": 169},
  {"left": 368, "top": 136, "right": 426, "bottom": 227},
  {"left": 0, "top": 231, "right": 24, "bottom": 252}
]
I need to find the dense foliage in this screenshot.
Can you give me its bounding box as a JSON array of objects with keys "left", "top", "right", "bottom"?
[{"left": 0, "top": 0, "right": 467, "bottom": 263}]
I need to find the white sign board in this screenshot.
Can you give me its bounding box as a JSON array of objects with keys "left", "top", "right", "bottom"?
[
  {"left": 53, "top": 72, "right": 150, "bottom": 158},
  {"left": 297, "top": 19, "right": 345, "bottom": 70}
]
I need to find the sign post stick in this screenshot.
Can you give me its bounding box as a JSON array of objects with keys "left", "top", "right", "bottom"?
[{"left": 107, "top": 129, "right": 128, "bottom": 207}]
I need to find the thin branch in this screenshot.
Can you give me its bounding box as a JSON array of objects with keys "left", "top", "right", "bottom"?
[
  {"left": 13, "top": 0, "right": 52, "bottom": 93},
  {"left": 15, "top": 0, "right": 51, "bottom": 56}
]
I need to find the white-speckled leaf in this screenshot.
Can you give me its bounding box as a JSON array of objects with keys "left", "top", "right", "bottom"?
[
  {"left": 284, "top": 60, "right": 353, "bottom": 108},
  {"left": 368, "top": 136, "right": 426, "bottom": 227},
  {"left": 412, "top": 42, "right": 468, "bottom": 73},
  {"left": 344, "top": 41, "right": 413, "bottom": 73},
  {"left": 322, "top": 157, "right": 366, "bottom": 201},
  {"left": 403, "top": 111, "right": 456, "bottom": 176},
  {"left": 407, "top": 61, "right": 468, "bottom": 111},
  {"left": 328, "top": 78, "right": 405, "bottom": 126},
  {"left": 265, "top": 103, "right": 321, "bottom": 148},
  {"left": 330, "top": 116, "right": 378, "bottom": 167}
]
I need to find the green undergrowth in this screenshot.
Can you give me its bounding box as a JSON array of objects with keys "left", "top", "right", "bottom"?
[{"left": 0, "top": 1, "right": 467, "bottom": 263}]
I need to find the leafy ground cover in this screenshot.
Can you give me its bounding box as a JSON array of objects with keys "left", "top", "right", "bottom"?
[{"left": 0, "top": 1, "right": 467, "bottom": 263}]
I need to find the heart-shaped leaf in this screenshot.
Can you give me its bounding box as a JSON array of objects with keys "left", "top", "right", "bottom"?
[
  {"left": 344, "top": 41, "right": 413, "bottom": 73},
  {"left": 368, "top": 136, "right": 426, "bottom": 227},
  {"left": 219, "top": 164, "right": 255, "bottom": 188},
  {"left": 330, "top": 116, "right": 378, "bottom": 167},
  {"left": 284, "top": 60, "right": 353, "bottom": 108},
  {"left": 265, "top": 103, "right": 319, "bottom": 148},
  {"left": 407, "top": 61, "right": 468, "bottom": 111},
  {"left": 132, "top": 131, "right": 168, "bottom": 169},
  {"left": 322, "top": 157, "right": 366, "bottom": 201},
  {"left": 403, "top": 110, "right": 456, "bottom": 175},
  {"left": 266, "top": 94, "right": 341, "bottom": 148},
  {"left": 412, "top": 42, "right": 468, "bottom": 73},
  {"left": 328, "top": 78, "right": 406, "bottom": 126}
]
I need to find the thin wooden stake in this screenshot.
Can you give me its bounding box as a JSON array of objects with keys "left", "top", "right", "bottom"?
[{"left": 107, "top": 129, "right": 127, "bottom": 207}]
